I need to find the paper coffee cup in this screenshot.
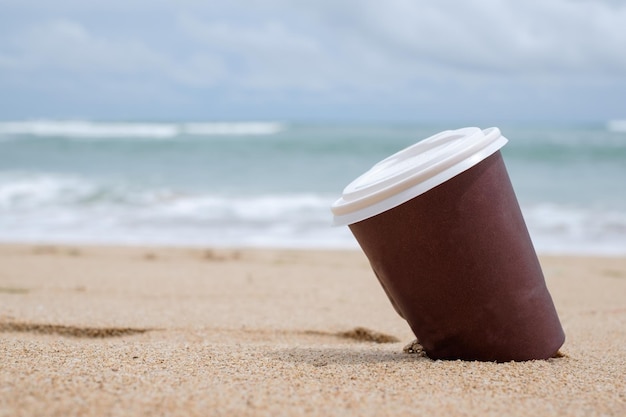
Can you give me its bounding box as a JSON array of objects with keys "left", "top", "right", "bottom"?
[{"left": 331, "top": 127, "right": 565, "bottom": 361}]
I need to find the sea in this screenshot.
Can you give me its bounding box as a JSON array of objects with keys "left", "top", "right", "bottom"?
[{"left": 1, "top": 120, "right": 625, "bottom": 255}]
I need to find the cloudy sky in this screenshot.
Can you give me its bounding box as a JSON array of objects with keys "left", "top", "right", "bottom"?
[{"left": 1, "top": 0, "right": 625, "bottom": 123}]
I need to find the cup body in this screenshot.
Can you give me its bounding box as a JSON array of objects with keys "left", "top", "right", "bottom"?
[{"left": 333, "top": 128, "right": 564, "bottom": 361}]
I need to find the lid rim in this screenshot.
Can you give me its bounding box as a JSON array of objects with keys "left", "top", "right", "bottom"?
[
  {"left": 336, "top": 129, "right": 500, "bottom": 213},
  {"left": 331, "top": 127, "right": 507, "bottom": 226}
]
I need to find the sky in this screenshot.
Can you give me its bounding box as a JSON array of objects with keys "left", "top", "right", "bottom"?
[{"left": 1, "top": 0, "right": 625, "bottom": 124}]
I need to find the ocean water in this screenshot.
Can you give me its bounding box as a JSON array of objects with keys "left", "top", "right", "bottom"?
[{"left": 1, "top": 120, "right": 625, "bottom": 255}]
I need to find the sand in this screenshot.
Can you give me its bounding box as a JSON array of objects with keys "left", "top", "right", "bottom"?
[{"left": 1, "top": 244, "right": 625, "bottom": 416}]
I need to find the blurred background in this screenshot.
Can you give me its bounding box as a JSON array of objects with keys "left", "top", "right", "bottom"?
[{"left": 1, "top": 0, "right": 625, "bottom": 254}]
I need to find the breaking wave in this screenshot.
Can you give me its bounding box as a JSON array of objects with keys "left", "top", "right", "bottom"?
[
  {"left": 0, "top": 173, "right": 625, "bottom": 253},
  {"left": 0, "top": 120, "right": 285, "bottom": 139}
]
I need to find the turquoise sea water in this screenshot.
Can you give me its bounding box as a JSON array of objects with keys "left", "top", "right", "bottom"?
[{"left": 1, "top": 120, "right": 625, "bottom": 254}]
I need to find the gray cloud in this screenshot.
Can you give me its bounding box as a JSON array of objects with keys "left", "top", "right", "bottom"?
[
  {"left": 7, "top": 20, "right": 164, "bottom": 73},
  {"left": 0, "top": 0, "right": 624, "bottom": 120},
  {"left": 323, "top": 0, "right": 626, "bottom": 76}
]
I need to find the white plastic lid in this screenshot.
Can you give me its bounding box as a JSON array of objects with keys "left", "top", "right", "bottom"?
[{"left": 331, "top": 127, "right": 508, "bottom": 226}]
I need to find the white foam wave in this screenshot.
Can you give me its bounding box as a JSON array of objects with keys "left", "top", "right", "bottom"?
[
  {"left": 0, "top": 173, "right": 331, "bottom": 213},
  {"left": 523, "top": 203, "right": 626, "bottom": 255},
  {"left": 1, "top": 173, "right": 625, "bottom": 253},
  {"left": 607, "top": 120, "right": 626, "bottom": 132},
  {"left": 0, "top": 173, "right": 351, "bottom": 247},
  {"left": 184, "top": 122, "right": 284, "bottom": 136},
  {"left": 0, "top": 120, "right": 285, "bottom": 139},
  {"left": 0, "top": 174, "right": 90, "bottom": 208}
]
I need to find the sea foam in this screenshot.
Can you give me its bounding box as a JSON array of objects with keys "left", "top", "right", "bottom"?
[
  {"left": 0, "top": 173, "right": 625, "bottom": 254},
  {"left": 0, "top": 120, "right": 285, "bottom": 139},
  {"left": 607, "top": 120, "right": 626, "bottom": 132}
]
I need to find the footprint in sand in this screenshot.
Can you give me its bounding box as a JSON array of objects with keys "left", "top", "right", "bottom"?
[{"left": 0, "top": 321, "right": 152, "bottom": 338}]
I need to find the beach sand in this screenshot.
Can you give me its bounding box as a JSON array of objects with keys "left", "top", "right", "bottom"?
[{"left": 1, "top": 244, "right": 625, "bottom": 416}]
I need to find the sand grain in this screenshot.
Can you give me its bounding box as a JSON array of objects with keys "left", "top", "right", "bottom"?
[{"left": 1, "top": 244, "right": 625, "bottom": 416}]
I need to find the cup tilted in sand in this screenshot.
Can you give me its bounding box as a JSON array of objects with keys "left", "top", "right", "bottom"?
[{"left": 331, "top": 127, "right": 565, "bottom": 362}]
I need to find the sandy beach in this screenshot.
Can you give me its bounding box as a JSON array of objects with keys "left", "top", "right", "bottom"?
[{"left": 1, "top": 243, "right": 625, "bottom": 416}]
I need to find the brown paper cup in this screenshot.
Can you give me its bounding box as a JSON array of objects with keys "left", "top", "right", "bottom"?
[{"left": 332, "top": 127, "right": 564, "bottom": 362}]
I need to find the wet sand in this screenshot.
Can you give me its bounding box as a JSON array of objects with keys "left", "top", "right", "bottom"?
[{"left": 1, "top": 244, "right": 625, "bottom": 416}]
